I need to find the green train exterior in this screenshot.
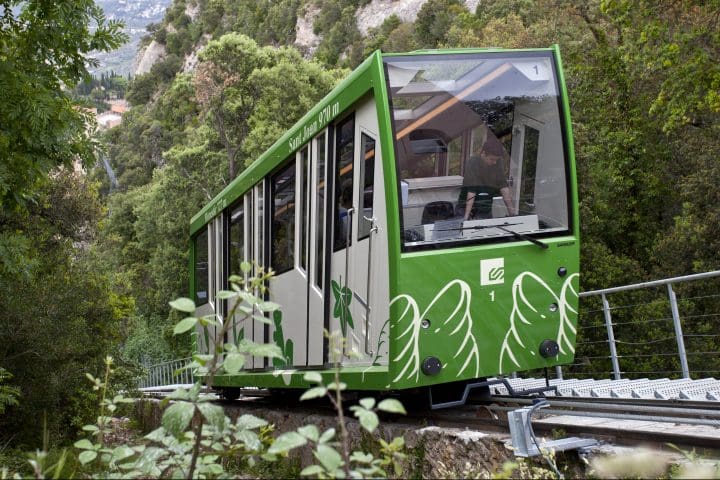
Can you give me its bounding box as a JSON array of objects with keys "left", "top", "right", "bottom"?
[{"left": 189, "top": 46, "right": 580, "bottom": 397}]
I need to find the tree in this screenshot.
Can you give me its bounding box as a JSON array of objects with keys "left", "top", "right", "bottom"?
[
  {"left": 0, "top": 0, "right": 126, "bottom": 210},
  {"left": 0, "top": 170, "right": 125, "bottom": 445}
]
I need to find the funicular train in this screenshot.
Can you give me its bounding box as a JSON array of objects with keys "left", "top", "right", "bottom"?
[{"left": 190, "top": 46, "right": 580, "bottom": 407}]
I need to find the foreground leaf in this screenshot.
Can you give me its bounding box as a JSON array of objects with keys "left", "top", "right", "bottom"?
[
  {"left": 315, "top": 444, "right": 343, "bottom": 472},
  {"left": 169, "top": 297, "right": 196, "bottom": 313},
  {"left": 162, "top": 402, "right": 195, "bottom": 437},
  {"left": 173, "top": 317, "right": 198, "bottom": 335},
  {"left": 268, "top": 431, "right": 307, "bottom": 454},
  {"left": 78, "top": 450, "right": 97, "bottom": 465},
  {"left": 377, "top": 398, "right": 407, "bottom": 414}
]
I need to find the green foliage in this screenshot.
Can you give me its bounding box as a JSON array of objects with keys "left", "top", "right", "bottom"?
[
  {"left": 0, "top": 170, "right": 124, "bottom": 446},
  {"left": 0, "top": 368, "right": 20, "bottom": 415},
  {"left": 413, "top": 0, "right": 468, "bottom": 48},
  {"left": 0, "top": 0, "right": 127, "bottom": 210}
]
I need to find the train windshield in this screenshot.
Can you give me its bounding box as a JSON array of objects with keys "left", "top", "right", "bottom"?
[{"left": 384, "top": 52, "right": 571, "bottom": 249}]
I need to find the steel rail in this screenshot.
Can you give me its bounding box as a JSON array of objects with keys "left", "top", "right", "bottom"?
[
  {"left": 485, "top": 405, "right": 720, "bottom": 427},
  {"left": 490, "top": 396, "right": 720, "bottom": 416}
]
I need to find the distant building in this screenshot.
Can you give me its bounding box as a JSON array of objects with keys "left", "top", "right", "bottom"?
[
  {"left": 109, "top": 99, "right": 129, "bottom": 114},
  {"left": 98, "top": 111, "right": 122, "bottom": 129}
]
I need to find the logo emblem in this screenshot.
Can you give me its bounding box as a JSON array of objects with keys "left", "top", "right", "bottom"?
[{"left": 480, "top": 258, "right": 505, "bottom": 286}]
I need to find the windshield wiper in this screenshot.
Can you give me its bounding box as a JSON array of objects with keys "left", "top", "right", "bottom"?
[
  {"left": 494, "top": 224, "right": 548, "bottom": 249},
  {"left": 437, "top": 222, "right": 548, "bottom": 250}
]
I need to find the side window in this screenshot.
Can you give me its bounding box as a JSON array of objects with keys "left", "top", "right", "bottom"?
[
  {"left": 229, "top": 202, "right": 244, "bottom": 276},
  {"left": 300, "top": 146, "right": 309, "bottom": 271},
  {"left": 315, "top": 133, "right": 326, "bottom": 289},
  {"left": 271, "top": 160, "right": 296, "bottom": 274},
  {"left": 256, "top": 182, "right": 265, "bottom": 268},
  {"left": 334, "top": 115, "right": 355, "bottom": 251},
  {"left": 358, "top": 133, "right": 375, "bottom": 239},
  {"left": 194, "top": 228, "right": 209, "bottom": 305},
  {"left": 519, "top": 125, "right": 539, "bottom": 213}
]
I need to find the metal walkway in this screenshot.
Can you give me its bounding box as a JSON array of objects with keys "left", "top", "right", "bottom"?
[{"left": 493, "top": 376, "right": 720, "bottom": 402}]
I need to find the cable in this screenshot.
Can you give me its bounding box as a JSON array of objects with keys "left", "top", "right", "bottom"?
[{"left": 526, "top": 399, "right": 564, "bottom": 480}]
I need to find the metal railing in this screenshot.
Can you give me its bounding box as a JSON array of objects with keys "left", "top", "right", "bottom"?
[
  {"left": 138, "top": 357, "right": 194, "bottom": 389},
  {"left": 562, "top": 270, "right": 720, "bottom": 380}
]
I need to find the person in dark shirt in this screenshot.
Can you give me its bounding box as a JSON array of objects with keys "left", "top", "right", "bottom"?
[{"left": 459, "top": 138, "right": 516, "bottom": 220}]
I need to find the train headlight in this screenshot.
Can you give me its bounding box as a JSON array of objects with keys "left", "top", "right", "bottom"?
[
  {"left": 421, "top": 356, "right": 442, "bottom": 376},
  {"left": 539, "top": 339, "right": 560, "bottom": 358}
]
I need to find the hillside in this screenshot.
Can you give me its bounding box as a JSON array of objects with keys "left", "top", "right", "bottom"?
[{"left": 92, "top": 0, "right": 172, "bottom": 75}]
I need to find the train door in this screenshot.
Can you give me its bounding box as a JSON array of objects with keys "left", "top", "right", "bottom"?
[
  {"left": 307, "top": 133, "right": 327, "bottom": 366},
  {"left": 193, "top": 225, "right": 213, "bottom": 355},
  {"left": 249, "top": 183, "right": 267, "bottom": 369},
  {"left": 194, "top": 217, "right": 224, "bottom": 356},
  {"left": 509, "top": 113, "right": 544, "bottom": 216},
  {"left": 268, "top": 152, "right": 309, "bottom": 368},
  {"left": 329, "top": 101, "right": 388, "bottom": 364}
]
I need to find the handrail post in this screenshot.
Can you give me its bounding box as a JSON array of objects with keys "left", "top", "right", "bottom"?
[
  {"left": 555, "top": 365, "right": 563, "bottom": 380},
  {"left": 667, "top": 283, "right": 690, "bottom": 378},
  {"left": 602, "top": 293, "right": 622, "bottom": 380}
]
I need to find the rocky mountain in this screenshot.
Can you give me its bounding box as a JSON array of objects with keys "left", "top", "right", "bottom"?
[{"left": 91, "top": 0, "right": 172, "bottom": 75}]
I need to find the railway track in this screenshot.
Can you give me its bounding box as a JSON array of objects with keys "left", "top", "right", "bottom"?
[{"left": 141, "top": 386, "right": 720, "bottom": 452}]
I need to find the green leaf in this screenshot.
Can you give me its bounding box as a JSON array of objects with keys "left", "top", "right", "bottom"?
[
  {"left": 297, "top": 425, "right": 319, "bottom": 442},
  {"left": 236, "top": 414, "right": 268, "bottom": 430},
  {"left": 377, "top": 398, "right": 407, "bottom": 415},
  {"left": 326, "top": 382, "right": 347, "bottom": 391},
  {"left": 217, "top": 290, "right": 237, "bottom": 300},
  {"left": 162, "top": 402, "right": 195, "bottom": 437},
  {"left": 350, "top": 451, "right": 374, "bottom": 463},
  {"left": 354, "top": 408, "right": 379, "bottom": 433},
  {"left": 228, "top": 274, "right": 244, "bottom": 284},
  {"left": 300, "top": 465, "right": 324, "bottom": 476},
  {"left": 144, "top": 427, "right": 167, "bottom": 442},
  {"left": 244, "top": 342, "right": 283, "bottom": 359},
  {"left": 112, "top": 446, "right": 135, "bottom": 462},
  {"left": 235, "top": 430, "right": 261, "bottom": 451},
  {"left": 173, "top": 317, "right": 198, "bottom": 335},
  {"left": 166, "top": 388, "right": 190, "bottom": 401},
  {"left": 241, "top": 261, "right": 252, "bottom": 273},
  {"left": 268, "top": 431, "right": 307, "bottom": 454},
  {"left": 169, "top": 297, "right": 196, "bottom": 313},
  {"left": 252, "top": 314, "right": 272, "bottom": 324},
  {"left": 198, "top": 403, "right": 226, "bottom": 432},
  {"left": 359, "top": 398, "right": 375, "bottom": 410},
  {"left": 82, "top": 425, "right": 99, "bottom": 433},
  {"left": 78, "top": 450, "right": 97, "bottom": 465},
  {"left": 74, "top": 439, "right": 95, "bottom": 450},
  {"left": 299, "top": 386, "right": 327, "bottom": 401},
  {"left": 303, "top": 371, "right": 323, "bottom": 384},
  {"left": 258, "top": 301, "right": 280, "bottom": 312},
  {"left": 315, "top": 444, "right": 343, "bottom": 472},
  {"left": 223, "top": 352, "right": 245, "bottom": 374},
  {"left": 318, "top": 428, "right": 336, "bottom": 444}
]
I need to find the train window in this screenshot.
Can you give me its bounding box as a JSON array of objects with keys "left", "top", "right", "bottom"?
[
  {"left": 255, "top": 182, "right": 265, "bottom": 268},
  {"left": 315, "top": 133, "right": 326, "bottom": 289},
  {"left": 229, "top": 203, "right": 245, "bottom": 277},
  {"left": 334, "top": 115, "right": 355, "bottom": 251},
  {"left": 358, "top": 133, "right": 375, "bottom": 239},
  {"left": 300, "top": 146, "right": 309, "bottom": 272},
  {"left": 384, "top": 52, "right": 570, "bottom": 249},
  {"left": 520, "top": 125, "right": 539, "bottom": 210},
  {"left": 194, "top": 228, "right": 209, "bottom": 306},
  {"left": 271, "top": 160, "right": 296, "bottom": 274}
]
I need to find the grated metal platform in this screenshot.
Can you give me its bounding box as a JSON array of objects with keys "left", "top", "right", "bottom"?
[{"left": 492, "top": 377, "right": 720, "bottom": 402}]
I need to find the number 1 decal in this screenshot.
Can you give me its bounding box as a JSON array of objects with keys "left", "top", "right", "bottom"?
[{"left": 489, "top": 291, "right": 495, "bottom": 302}]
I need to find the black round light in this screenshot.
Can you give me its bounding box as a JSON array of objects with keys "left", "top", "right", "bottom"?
[
  {"left": 421, "top": 356, "right": 442, "bottom": 376},
  {"left": 558, "top": 267, "right": 567, "bottom": 277},
  {"left": 539, "top": 339, "right": 560, "bottom": 358}
]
